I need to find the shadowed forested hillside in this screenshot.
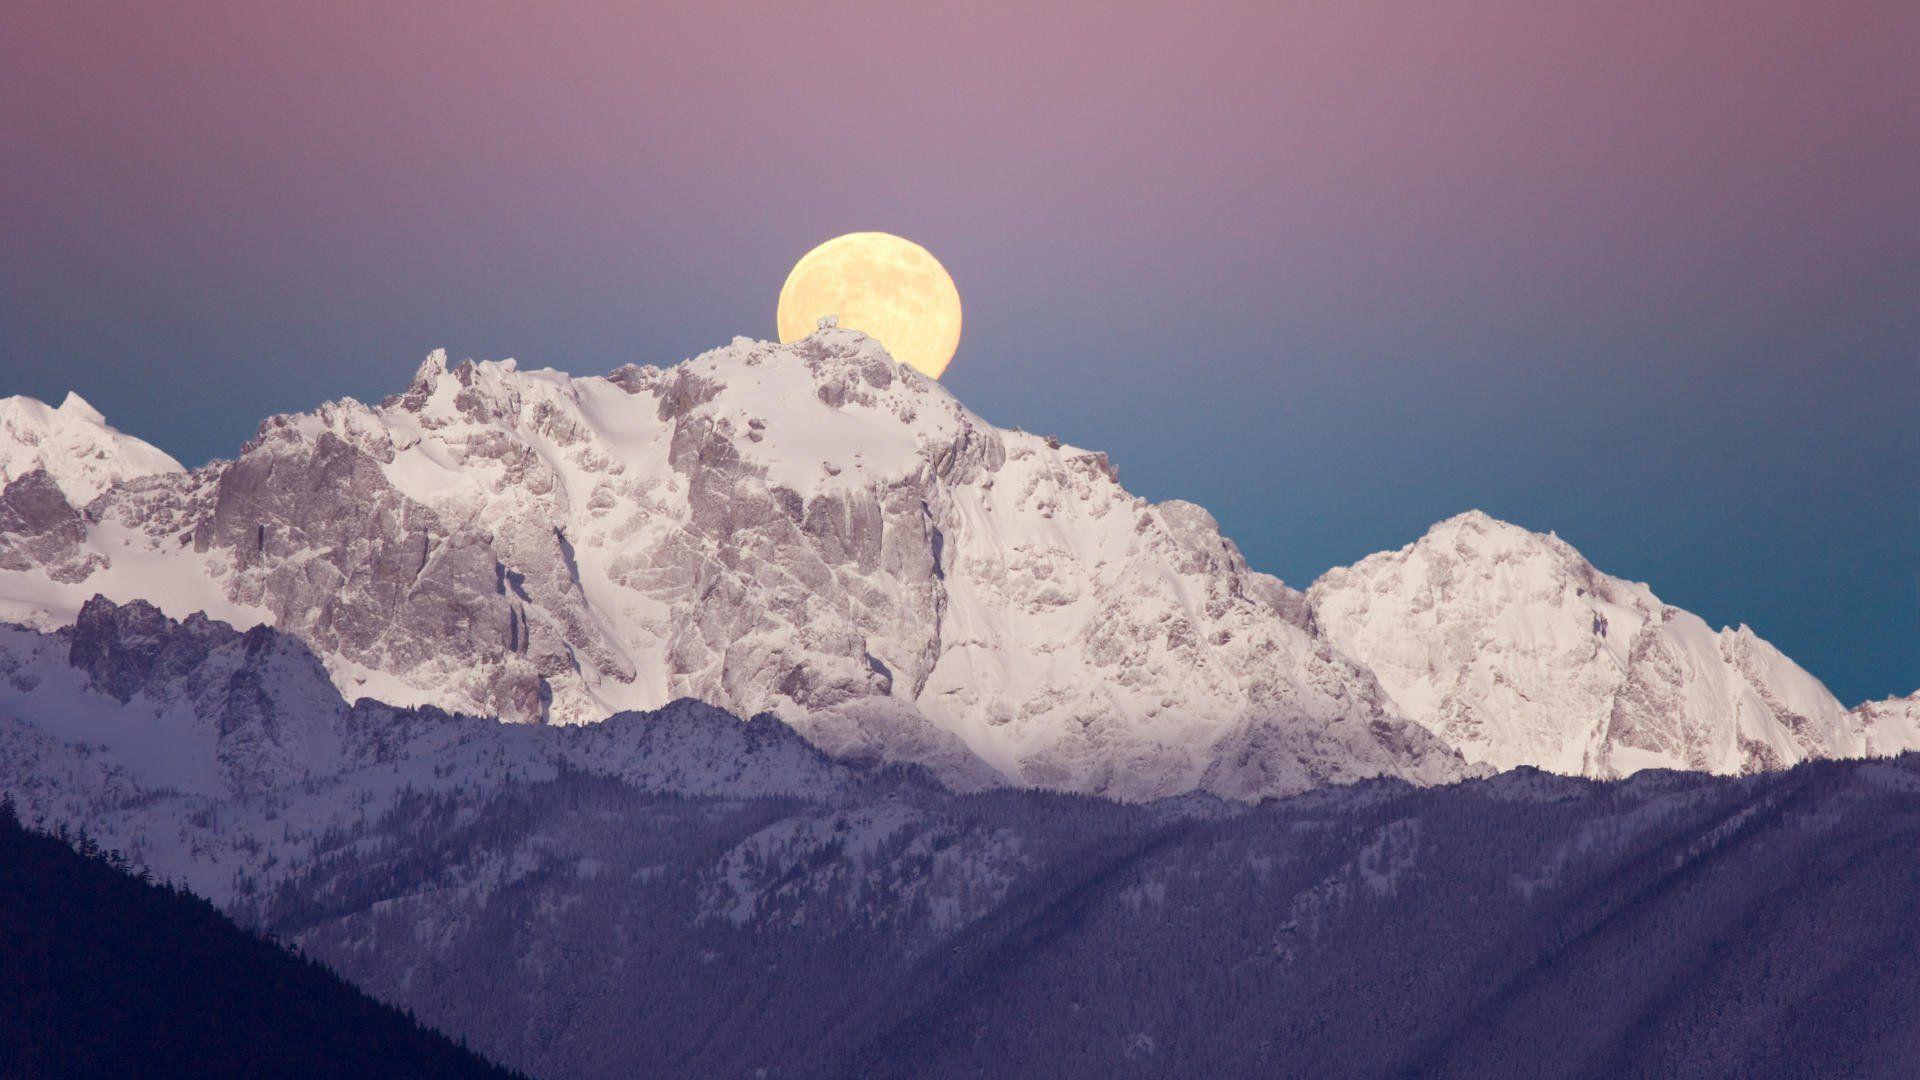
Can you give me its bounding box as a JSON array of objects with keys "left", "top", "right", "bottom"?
[
  {"left": 0, "top": 800, "right": 516, "bottom": 1079},
  {"left": 251, "top": 758, "right": 1920, "bottom": 1079}
]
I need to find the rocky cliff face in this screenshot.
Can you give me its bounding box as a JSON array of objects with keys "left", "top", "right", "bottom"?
[
  {"left": 1308, "top": 511, "right": 1905, "bottom": 776},
  {"left": 0, "top": 332, "right": 1465, "bottom": 800},
  {"left": 0, "top": 597, "right": 883, "bottom": 901},
  {"left": 33, "top": 595, "right": 349, "bottom": 797},
  {"left": 0, "top": 470, "right": 107, "bottom": 584}
]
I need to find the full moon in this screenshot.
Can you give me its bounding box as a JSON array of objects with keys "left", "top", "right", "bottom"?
[{"left": 776, "top": 232, "right": 962, "bottom": 379}]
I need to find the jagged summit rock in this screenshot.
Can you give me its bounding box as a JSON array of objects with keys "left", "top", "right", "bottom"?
[
  {"left": 0, "top": 331, "right": 1466, "bottom": 801},
  {"left": 1309, "top": 510, "right": 1905, "bottom": 776}
]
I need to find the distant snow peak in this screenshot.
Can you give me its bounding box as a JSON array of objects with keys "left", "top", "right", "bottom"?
[
  {"left": 1852, "top": 691, "right": 1920, "bottom": 757},
  {"left": 0, "top": 392, "right": 183, "bottom": 505},
  {"left": 1309, "top": 510, "right": 1910, "bottom": 778}
]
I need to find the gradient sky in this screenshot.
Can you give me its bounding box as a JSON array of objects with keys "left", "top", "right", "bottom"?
[{"left": 2, "top": 2, "right": 1914, "bottom": 703}]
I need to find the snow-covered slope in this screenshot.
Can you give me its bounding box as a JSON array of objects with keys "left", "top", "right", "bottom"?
[
  {"left": 0, "top": 392, "right": 182, "bottom": 504},
  {"left": 0, "top": 597, "right": 867, "bottom": 900},
  {"left": 1309, "top": 511, "right": 1916, "bottom": 776},
  {"left": 0, "top": 332, "right": 1466, "bottom": 800}
]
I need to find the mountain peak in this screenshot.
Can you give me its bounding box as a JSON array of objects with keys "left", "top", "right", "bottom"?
[
  {"left": 0, "top": 392, "right": 183, "bottom": 505},
  {"left": 1417, "top": 509, "right": 1569, "bottom": 558},
  {"left": 1310, "top": 510, "right": 1874, "bottom": 776},
  {"left": 409, "top": 348, "right": 450, "bottom": 389},
  {"left": 56, "top": 391, "right": 106, "bottom": 424},
  {"left": 1433, "top": 507, "right": 1500, "bottom": 529}
]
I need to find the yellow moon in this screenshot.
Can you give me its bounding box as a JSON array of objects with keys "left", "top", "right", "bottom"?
[{"left": 776, "top": 232, "right": 962, "bottom": 379}]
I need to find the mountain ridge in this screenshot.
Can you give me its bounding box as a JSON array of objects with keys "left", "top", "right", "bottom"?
[
  {"left": 0, "top": 333, "right": 1910, "bottom": 796},
  {"left": 0, "top": 331, "right": 1467, "bottom": 800}
]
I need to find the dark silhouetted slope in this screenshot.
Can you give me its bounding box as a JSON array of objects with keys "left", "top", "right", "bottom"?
[{"left": 0, "top": 804, "right": 514, "bottom": 1079}]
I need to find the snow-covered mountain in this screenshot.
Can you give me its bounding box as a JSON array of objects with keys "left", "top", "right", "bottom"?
[
  {"left": 0, "top": 392, "right": 182, "bottom": 504},
  {"left": 2, "top": 334, "right": 1906, "bottom": 796},
  {"left": 0, "top": 331, "right": 1465, "bottom": 801},
  {"left": 1309, "top": 510, "right": 1913, "bottom": 776}
]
